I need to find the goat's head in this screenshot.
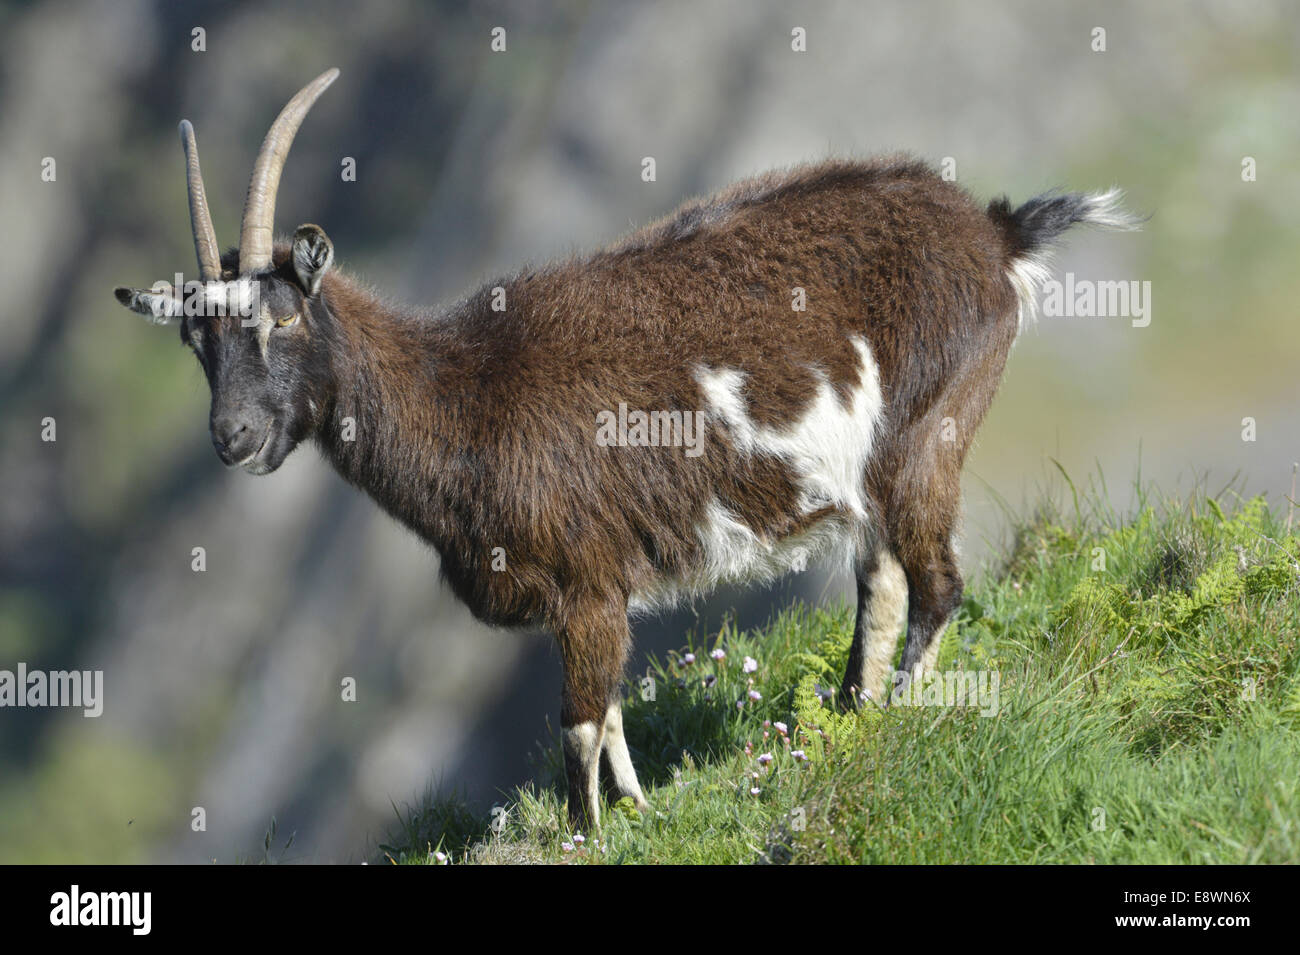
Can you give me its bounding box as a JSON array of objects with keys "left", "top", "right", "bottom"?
[{"left": 114, "top": 69, "right": 340, "bottom": 475}]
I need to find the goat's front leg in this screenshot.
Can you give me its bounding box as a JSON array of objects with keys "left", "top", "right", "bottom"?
[
  {"left": 557, "top": 598, "right": 632, "bottom": 834},
  {"left": 562, "top": 711, "right": 605, "bottom": 835}
]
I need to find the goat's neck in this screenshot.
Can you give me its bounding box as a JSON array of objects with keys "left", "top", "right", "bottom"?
[{"left": 314, "top": 286, "right": 467, "bottom": 539}]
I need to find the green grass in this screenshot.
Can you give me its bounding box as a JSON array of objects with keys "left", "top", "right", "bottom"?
[{"left": 378, "top": 483, "right": 1300, "bottom": 864}]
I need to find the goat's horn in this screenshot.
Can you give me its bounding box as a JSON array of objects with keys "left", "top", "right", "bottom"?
[
  {"left": 179, "top": 120, "right": 222, "bottom": 282},
  {"left": 237, "top": 68, "right": 339, "bottom": 273}
]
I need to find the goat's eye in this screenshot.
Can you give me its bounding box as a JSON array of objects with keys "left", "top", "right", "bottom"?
[{"left": 276, "top": 313, "right": 299, "bottom": 328}]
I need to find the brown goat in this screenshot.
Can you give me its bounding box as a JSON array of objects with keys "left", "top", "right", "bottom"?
[{"left": 114, "top": 70, "right": 1138, "bottom": 831}]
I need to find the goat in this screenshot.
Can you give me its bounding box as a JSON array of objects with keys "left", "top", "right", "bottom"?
[{"left": 114, "top": 69, "right": 1139, "bottom": 831}]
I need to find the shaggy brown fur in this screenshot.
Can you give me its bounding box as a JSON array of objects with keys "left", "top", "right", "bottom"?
[{"left": 118, "top": 142, "right": 1135, "bottom": 831}]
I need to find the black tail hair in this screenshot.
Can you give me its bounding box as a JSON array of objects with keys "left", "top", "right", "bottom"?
[{"left": 987, "top": 189, "right": 1141, "bottom": 259}]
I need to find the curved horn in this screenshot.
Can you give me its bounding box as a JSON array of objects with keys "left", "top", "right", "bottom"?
[
  {"left": 237, "top": 68, "right": 340, "bottom": 273},
  {"left": 179, "top": 120, "right": 222, "bottom": 282}
]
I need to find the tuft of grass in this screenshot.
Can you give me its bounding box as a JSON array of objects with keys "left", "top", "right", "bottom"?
[{"left": 379, "top": 485, "right": 1300, "bottom": 864}]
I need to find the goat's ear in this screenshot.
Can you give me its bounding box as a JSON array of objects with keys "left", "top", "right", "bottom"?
[
  {"left": 292, "top": 224, "right": 334, "bottom": 296},
  {"left": 113, "top": 285, "right": 182, "bottom": 325}
]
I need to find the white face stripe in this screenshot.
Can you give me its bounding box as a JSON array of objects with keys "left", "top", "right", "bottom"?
[
  {"left": 169, "top": 279, "right": 274, "bottom": 356},
  {"left": 195, "top": 278, "right": 260, "bottom": 318},
  {"left": 255, "top": 303, "right": 273, "bottom": 360},
  {"left": 181, "top": 285, "right": 275, "bottom": 361},
  {"left": 632, "top": 335, "right": 883, "bottom": 611}
]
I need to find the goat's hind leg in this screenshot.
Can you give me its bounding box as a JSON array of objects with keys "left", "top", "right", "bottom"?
[
  {"left": 840, "top": 545, "right": 909, "bottom": 709},
  {"left": 600, "top": 696, "right": 649, "bottom": 813},
  {"left": 561, "top": 712, "right": 604, "bottom": 834},
  {"left": 895, "top": 529, "right": 963, "bottom": 690}
]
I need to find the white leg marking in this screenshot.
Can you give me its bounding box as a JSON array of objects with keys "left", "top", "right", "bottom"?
[
  {"left": 855, "top": 550, "right": 908, "bottom": 703},
  {"left": 562, "top": 721, "right": 603, "bottom": 830},
  {"left": 601, "top": 703, "right": 648, "bottom": 811},
  {"left": 913, "top": 529, "right": 963, "bottom": 677},
  {"left": 918, "top": 615, "right": 950, "bottom": 675}
]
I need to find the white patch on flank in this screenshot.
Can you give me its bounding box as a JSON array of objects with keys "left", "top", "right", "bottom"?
[
  {"left": 601, "top": 703, "right": 647, "bottom": 809},
  {"left": 705, "top": 336, "right": 880, "bottom": 519},
  {"left": 692, "top": 366, "right": 756, "bottom": 449},
  {"left": 852, "top": 550, "right": 909, "bottom": 704},
  {"left": 630, "top": 335, "right": 883, "bottom": 612}
]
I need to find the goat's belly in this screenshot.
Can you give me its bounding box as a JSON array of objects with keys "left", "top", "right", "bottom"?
[
  {"left": 629, "top": 499, "right": 858, "bottom": 615},
  {"left": 629, "top": 334, "right": 884, "bottom": 614}
]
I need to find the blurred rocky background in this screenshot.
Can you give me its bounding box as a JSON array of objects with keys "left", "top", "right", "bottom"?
[{"left": 0, "top": 0, "right": 1296, "bottom": 861}]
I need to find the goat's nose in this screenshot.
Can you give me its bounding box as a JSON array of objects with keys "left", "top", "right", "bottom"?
[{"left": 211, "top": 417, "right": 254, "bottom": 465}]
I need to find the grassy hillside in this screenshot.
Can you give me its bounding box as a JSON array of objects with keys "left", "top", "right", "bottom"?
[{"left": 379, "top": 485, "right": 1300, "bottom": 864}]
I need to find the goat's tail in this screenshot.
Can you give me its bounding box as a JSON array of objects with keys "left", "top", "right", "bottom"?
[{"left": 986, "top": 188, "right": 1143, "bottom": 326}]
